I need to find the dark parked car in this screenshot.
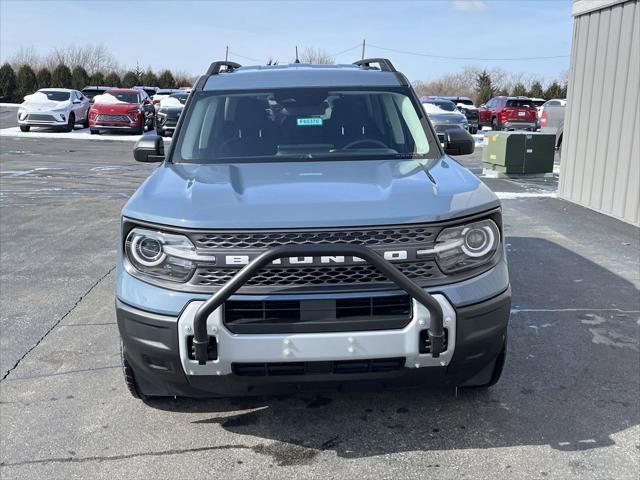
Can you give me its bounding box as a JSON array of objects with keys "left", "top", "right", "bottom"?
[
  {"left": 441, "top": 96, "right": 479, "bottom": 134},
  {"left": 155, "top": 91, "right": 189, "bottom": 137},
  {"left": 81, "top": 86, "right": 110, "bottom": 103},
  {"left": 477, "top": 96, "right": 538, "bottom": 131}
]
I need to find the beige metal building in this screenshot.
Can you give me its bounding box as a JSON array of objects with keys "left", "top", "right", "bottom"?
[{"left": 559, "top": 0, "right": 639, "bottom": 225}]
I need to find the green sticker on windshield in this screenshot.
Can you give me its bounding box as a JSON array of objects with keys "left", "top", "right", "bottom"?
[{"left": 297, "top": 117, "right": 323, "bottom": 126}]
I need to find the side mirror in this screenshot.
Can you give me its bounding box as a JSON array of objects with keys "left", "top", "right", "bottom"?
[
  {"left": 443, "top": 128, "right": 475, "bottom": 156},
  {"left": 134, "top": 135, "right": 165, "bottom": 162}
]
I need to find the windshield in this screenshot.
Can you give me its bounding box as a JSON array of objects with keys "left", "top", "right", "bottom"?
[
  {"left": 39, "top": 90, "right": 70, "bottom": 101},
  {"left": 423, "top": 100, "right": 456, "bottom": 112},
  {"left": 106, "top": 91, "right": 140, "bottom": 103},
  {"left": 170, "top": 93, "right": 189, "bottom": 105},
  {"left": 506, "top": 99, "right": 534, "bottom": 107},
  {"left": 173, "top": 87, "right": 436, "bottom": 163}
]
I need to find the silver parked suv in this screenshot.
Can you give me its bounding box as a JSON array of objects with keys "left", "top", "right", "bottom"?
[{"left": 117, "top": 58, "right": 511, "bottom": 399}]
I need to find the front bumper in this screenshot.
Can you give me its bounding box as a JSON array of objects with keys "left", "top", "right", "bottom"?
[
  {"left": 116, "top": 287, "right": 510, "bottom": 396},
  {"left": 18, "top": 113, "right": 68, "bottom": 127}
]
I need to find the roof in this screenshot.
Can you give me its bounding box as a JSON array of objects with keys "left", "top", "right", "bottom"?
[
  {"left": 203, "top": 63, "right": 404, "bottom": 91},
  {"left": 105, "top": 88, "right": 140, "bottom": 93},
  {"left": 39, "top": 88, "right": 75, "bottom": 92},
  {"left": 573, "top": 0, "right": 628, "bottom": 16}
]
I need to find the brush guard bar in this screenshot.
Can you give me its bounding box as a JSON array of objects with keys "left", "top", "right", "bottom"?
[{"left": 192, "top": 244, "right": 445, "bottom": 364}]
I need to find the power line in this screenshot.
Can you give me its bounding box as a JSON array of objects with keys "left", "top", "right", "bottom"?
[
  {"left": 228, "top": 50, "right": 261, "bottom": 62},
  {"left": 367, "top": 43, "right": 569, "bottom": 61},
  {"left": 330, "top": 44, "right": 362, "bottom": 58}
]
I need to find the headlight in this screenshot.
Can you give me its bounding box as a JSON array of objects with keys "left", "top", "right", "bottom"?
[
  {"left": 18, "top": 110, "right": 27, "bottom": 120},
  {"left": 125, "top": 228, "right": 198, "bottom": 282},
  {"left": 433, "top": 219, "right": 500, "bottom": 273},
  {"left": 157, "top": 109, "right": 167, "bottom": 117}
]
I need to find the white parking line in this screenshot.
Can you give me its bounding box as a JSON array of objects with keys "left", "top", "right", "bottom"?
[{"left": 0, "top": 126, "right": 171, "bottom": 142}]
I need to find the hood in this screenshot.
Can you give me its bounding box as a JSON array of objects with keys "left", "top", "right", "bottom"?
[
  {"left": 90, "top": 102, "right": 139, "bottom": 113},
  {"left": 123, "top": 158, "right": 499, "bottom": 229},
  {"left": 427, "top": 111, "right": 467, "bottom": 125},
  {"left": 21, "top": 93, "right": 70, "bottom": 112}
]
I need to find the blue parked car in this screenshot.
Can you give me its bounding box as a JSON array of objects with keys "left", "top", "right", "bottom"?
[{"left": 117, "top": 58, "right": 510, "bottom": 399}]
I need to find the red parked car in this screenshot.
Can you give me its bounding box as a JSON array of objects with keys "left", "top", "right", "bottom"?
[
  {"left": 88, "top": 88, "right": 154, "bottom": 135},
  {"left": 477, "top": 96, "right": 538, "bottom": 131}
]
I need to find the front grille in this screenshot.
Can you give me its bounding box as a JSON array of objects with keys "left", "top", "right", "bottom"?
[
  {"left": 224, "top": 294, "right": 411, "bottom": 333},
  {"left": 232, "top": 357, "right": 406, "bottom": 376},
  {"left": 190, "top": 227, "right": 435, "bottom": 250},
  {"left": 27, "top": 114, "right": 56, "bottom": 122},
  {"left": 192, "top": 260, "right": 441, "bottom": 288},
  {"left": 96, "top": 114, "right": 130, "bottom": 122}
]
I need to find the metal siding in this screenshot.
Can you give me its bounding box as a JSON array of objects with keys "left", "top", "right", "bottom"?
[{"left": 560, "top": 0, "right": 640, "bottom": 225}]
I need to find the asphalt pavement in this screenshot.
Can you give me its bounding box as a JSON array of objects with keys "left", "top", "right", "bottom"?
[{"left": 0, "top": 125, "right": 638, "bottom": 479}]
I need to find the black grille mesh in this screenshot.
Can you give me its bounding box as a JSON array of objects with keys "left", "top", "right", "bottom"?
[
  {"left": 190, "top": 227, "right": 435, "bottom": 250},
  {"left": 192, "top": 261, "right": 441, "bottom": 287}
]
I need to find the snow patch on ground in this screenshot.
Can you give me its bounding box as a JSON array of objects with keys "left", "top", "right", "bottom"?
[
  {"left": 0, "top": 103, "right": 19, "bottom": 108},
  {"left": 0, "top": 126, "right": 171, "bottom": 142},
  {"left": 495, "top": 191, "right": 558, "bottom": 200}
]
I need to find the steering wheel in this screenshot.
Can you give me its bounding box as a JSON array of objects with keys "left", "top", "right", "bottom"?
[{"left": 342, "top": 138, "right": 389, "bottom": 150}]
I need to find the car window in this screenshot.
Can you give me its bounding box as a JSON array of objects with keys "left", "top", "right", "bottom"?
[
  {"left": 506, "top": 99, "right": 534, "bottom": 107},
  {"left": 106, "top": 92, "right": 140, "bottom": 103},
  {"left": 39, "top": 90, "right": 70, "bottom": 101},
  {"left": 423, "top": 100, "right": 456, "bottom": 112},
  {"left": 169, "top": 93, "right": 189, "bottom": 105},
  {"left": 174, "top": 87, "right": 437, "bottom": 163}
]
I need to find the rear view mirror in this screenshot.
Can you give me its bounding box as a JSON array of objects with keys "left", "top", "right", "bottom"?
[
  {"left": 134, "top": 135, "right": 165, "bottom": 162},
  {"left": 443, "top": 128, "right": 475, "bottom": 156}
]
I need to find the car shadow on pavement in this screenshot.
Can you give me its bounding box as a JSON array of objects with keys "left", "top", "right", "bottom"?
[{"left": 146, "top": 237, "right": 639, "bottom": 460}]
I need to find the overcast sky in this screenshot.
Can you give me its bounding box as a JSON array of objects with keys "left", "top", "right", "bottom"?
[{"left": 0, "top": 0, "right": 573, "bottom": 82}]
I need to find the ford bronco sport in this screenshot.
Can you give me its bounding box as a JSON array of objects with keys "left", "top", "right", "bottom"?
[{"left": 117, "top": 59, "right": 511, "bottom": 398}]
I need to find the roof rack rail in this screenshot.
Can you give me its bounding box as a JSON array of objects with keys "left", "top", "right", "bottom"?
[
  {"left": 206, "top": 61, "right": 242, "bottom": 76},
  {"left": 353, "top": 58, "right": 396, "bottom": 72}
]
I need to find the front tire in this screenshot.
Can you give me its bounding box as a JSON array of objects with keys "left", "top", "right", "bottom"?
[
  {"left": 64, "top": 113, "right": 75, "bottom": 133},
  {"left": 121, "top": 343, "right": 145, "bottom": 400},
  {"left": 19, "top": 125, "right": 30, "bottom": 132}
]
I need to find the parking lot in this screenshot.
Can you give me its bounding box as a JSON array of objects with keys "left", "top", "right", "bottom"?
[{"left": 0, "top": 105, "right": 638, "bottom": 479}]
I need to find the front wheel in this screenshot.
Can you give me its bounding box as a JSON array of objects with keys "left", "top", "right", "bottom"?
[
  {"left": 121, "top": 343, "right": 145, "bottom": 400},
  {"left": 19, "top": 125, "right": 30, "bottom": 132},
  {"left": 64, "top": 113, "right": 75, "bottom": 133}
]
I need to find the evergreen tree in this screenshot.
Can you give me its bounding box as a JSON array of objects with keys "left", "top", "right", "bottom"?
[
  {"left": 90, "top": 71, "right": 105, "bottom": 85},
  {"left": 545, "top": 81, "right": 563, "bottom": 100},
  {"left": 157, "top": 70, "right": 175, "bottom": 89},
  {"left": 121, "top": 71, "right": 139, "bottom": 87},
  {"left": 475, "top": 70, "right": 494, "bottom": 105},
  {"left": 511, "top": 82, "right": 527, "bottom": 97},
  {"left": 71, "top": 66, "right": 89, "bottom": 90},
  {"left": 528, "top": 81, "right": 544, "bottom": 99},
  {"left": 141, "top": 69, "right": 158, "bottom": 86},
  {"left": 104, "top": 72, "right": 121, "bottom": 87},
  {"left": 0, "top": 63, "right": 17, "bottom": 102},
  {"left": 16, "top": 64, "right": 38, "bottom": 99},
  {"left": 51, "top": 64, "right": 73, "bottom": 88},
  {"left": 560, "top": 83, "right": 568, "bottom": 99},
  {"left": 36, "top": 68, "right": 52, "bottom": 89}
]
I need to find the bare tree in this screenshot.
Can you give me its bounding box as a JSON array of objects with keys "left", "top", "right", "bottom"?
[
  {"left": 298, "top": 47, "right": 335, "bottom": 64},
  {"left": 8, "top": 46, "right": 42, "bottom": 70}
]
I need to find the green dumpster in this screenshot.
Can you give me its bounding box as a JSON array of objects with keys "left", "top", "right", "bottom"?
[{"left": 483, "top": 131, "right": 555, "bottom": 174}]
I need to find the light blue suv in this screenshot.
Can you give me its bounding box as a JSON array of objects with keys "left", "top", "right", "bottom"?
[{"left": 116, "top": 59, "right": 510, "bottom": 399}]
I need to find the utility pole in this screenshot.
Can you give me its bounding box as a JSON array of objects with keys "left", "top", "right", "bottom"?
[
  {"left": 225, "top": 46, "right": 229, "bottom": 61},
  {"left": 361, "top": 39, "right": 366, "bottom": 60}
]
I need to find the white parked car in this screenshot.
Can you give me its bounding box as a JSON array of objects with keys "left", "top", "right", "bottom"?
[{"left": 17, "top": 88, "right": 91, "bottom": 132}]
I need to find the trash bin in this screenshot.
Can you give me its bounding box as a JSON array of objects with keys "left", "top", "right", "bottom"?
[{"left": 483, "top": 131, "right": 555, "bottom": 174}]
